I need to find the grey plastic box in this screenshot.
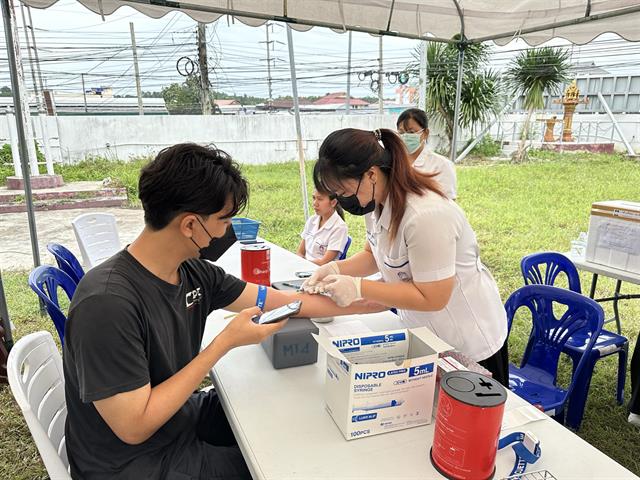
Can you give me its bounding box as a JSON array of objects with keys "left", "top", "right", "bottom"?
[{"left": 261, "top": 317, "right": 319, "bottom": 369}]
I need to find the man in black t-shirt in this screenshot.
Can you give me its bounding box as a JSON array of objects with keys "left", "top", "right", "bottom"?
[{"left": 64, "top": 143, "right": 379, "bottom": 479}]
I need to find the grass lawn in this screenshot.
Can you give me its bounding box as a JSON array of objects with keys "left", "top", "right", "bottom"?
[{"left": 1, "top": 151, "right": 640, "bottom": 478}]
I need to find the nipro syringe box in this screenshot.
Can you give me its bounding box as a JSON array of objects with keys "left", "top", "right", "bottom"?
[{"left": 314, "top": 327, "right": 451, "bottom": 441}]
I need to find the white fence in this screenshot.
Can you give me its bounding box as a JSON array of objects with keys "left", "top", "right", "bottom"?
[{"left": 0, "top": 113, "right": 449, "bottom": 166}]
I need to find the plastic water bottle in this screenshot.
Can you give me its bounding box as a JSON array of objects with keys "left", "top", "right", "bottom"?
[{"left": 570, "top": 232, "right": 588, "bottom": 258}]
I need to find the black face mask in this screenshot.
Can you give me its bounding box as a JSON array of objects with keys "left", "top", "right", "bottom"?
[
  {"left": 192, "top": 218, "right": 237, "bottom": 262},
  {"left": 337, "top": 175, "right": 376, "bottom": 216}
]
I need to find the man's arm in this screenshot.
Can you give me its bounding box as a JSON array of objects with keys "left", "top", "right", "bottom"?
[
  {"left": 93, "top": 307, "right": 285, "bottom": 445},
  {"left": 225, "top": 282, "right": 385, "bottom": 318}
]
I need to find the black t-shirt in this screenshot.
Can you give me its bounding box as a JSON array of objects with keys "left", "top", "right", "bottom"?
[{"left": 63, "top": 250, "right": 246, "bottom": 479}]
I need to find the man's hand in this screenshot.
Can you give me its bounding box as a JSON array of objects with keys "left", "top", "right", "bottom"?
[{"left": 216, "top": 306, "right": 287, "bottom": 350}]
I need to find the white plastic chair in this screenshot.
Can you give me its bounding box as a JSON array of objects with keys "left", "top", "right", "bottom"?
[
  {"left": 7, "top": 331, "right": 71, "bottom": 479},
  {"left": 72, "top": 213, "right": 121, "bottom": 268}
]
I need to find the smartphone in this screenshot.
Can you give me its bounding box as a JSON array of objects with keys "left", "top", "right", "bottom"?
[
  {"left": 295, "top": 271, "right": 313, "bottom": 279},
  {"left": 253, "top": 300, "right": 302, "bottom": 325}
]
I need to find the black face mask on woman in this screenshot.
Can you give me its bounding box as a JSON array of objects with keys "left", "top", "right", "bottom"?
[{"left": 337, "top": 175, "right": 376, "bottom": 216}]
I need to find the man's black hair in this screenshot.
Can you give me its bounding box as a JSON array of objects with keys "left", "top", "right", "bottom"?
[{"left": 139, "top": 143, "right": 248, "bottom": 230}]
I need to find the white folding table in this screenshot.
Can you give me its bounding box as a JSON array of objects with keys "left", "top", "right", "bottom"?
[{"left": 200, "top": 241, "right": 639, "bottom": 479}]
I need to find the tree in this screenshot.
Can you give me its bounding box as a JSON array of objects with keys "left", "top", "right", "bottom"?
[
  {"left": 0, "top": 86, "right": 12, "bottom": 97},
  {"left": 411, "top": 39, "right": 502, "bottom": 158},
  {"left": 162, "top": 78, "right": 204, "bottom": 115},
  {"left": 505, "top": 47, "right": 571, "bottom": 162}
]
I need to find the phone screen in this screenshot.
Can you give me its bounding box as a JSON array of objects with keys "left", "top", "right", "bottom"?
[{"left": 255, "top": 301, "right": 302, "bottom": 325}]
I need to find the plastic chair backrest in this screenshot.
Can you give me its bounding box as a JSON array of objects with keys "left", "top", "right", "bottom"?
[
  {"left": 520, "top": 252, "right": 582, "bottom": 294},
  {"left": 47, "top": 243, "right": 85, "bottom": 285},
  {"left": 339, "top": 236, "right": 352, "bottom": 261},
  {"left": 7, "top": 331, "right": 71, "bottom": 479},
  {"left": 28, "top": 266, "right": 76, "bottom": 345},
  {"left": 71, "top": 213, "right": 121, "bottom": 268},
  {"left": 505, "top": 285, "right": 603, "bottom": 389}
]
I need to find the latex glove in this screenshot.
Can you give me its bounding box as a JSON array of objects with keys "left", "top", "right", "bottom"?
[
  {"left": 322, "top": 274, "right": 362, "bottom": 307},
  {"left": 301, "top": 261, "right": 340, "bottom": 294}
]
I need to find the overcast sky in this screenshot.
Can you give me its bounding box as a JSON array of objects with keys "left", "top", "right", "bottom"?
[{"left": 2, "top": 0, "right": 639, "bottom": 100}]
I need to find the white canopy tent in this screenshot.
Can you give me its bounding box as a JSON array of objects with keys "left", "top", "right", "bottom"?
[{"left": 3, "top": 0, "right": 640, "bottom": 271}]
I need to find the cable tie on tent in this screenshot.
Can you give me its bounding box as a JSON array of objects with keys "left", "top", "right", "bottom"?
[
  {"left": 509, "top": 18, "right": 525, "bottom": 43},
  {"left": 227, "top": 0, "right": 235, "bottom": 26},
  {"left": 338, "top": 0, "right": 346, "bottom": 32},
  {"left": 97, "top": 0, "right": 105, "bottom": 21}
]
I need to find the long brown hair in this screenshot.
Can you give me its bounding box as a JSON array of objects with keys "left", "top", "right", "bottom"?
[{"left": 314, "top": 128, "right": 445, "bottom": 241}]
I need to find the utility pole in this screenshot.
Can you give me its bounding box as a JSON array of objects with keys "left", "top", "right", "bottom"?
[
  {"left": 5, "top": 0, "right": 38, "bottom": 176},
  {"left": 345, "top": 31, "right": 352, "bottom": 115},
  {"left": 260, "top": 23, "right": 275, "bottom": 107},
  {"left": 197, "top": 22, "right": 212, "bottom": 115},
  {"left": 81, "top": 73, "right": 88, "bottom": 113},
  {"left": 2, "top": 0, "right": 41, "bottom": 269},
  {"left": 378, "top": 36, "right": 384, "bottom": 114},
  {"left": 19, "top": 2, "right": 40, "bottom": 106},
  {"left": 26, "top": 6, "right": 45, "bottom": 97},
  {"left": 129, "top": 22, "right": 144, "bottom": 115}
]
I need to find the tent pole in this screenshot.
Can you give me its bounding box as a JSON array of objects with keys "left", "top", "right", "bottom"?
[
  {"left": 286, "top": 24, "right": 310, "bottom": 220},
  {"left": 450, "top": 43, "right": 465, "bottom": 162},
  {"left": 2, "top": 0, "right": 41, "bottom": 269}
]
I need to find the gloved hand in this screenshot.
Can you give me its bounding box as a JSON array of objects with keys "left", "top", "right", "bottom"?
[
  {"left": 322, "top": 274, "right": 362, "bottom": 307},
  {"left": 301, "top": 261, "right": 340, "bottom": 294}
]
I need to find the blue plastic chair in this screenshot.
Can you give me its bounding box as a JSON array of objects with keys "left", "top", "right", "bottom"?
[
  {"left": 521, "top": 252, "right": 628, "bottom": 429},
  {"left": 28, "top": 266, "right": 77, "bottom": 345},
  {"left": 47, "top": 243, "right": 85, "bottom": 285},
  {"left": 338, "top": 236, "right": 352, "bottom": 261},
  {"left": 506, "top": 285, "right": 604, "bottom": 426}
]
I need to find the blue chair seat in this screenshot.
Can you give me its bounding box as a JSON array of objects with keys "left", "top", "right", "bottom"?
[
  {"left": 565, "top": 329, "right": 626, "bottom": 353},
  {"left": 509, "top": 364, "right": 567, "bottom": 414}
]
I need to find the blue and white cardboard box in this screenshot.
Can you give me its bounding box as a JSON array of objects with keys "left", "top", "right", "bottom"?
[{"left": 313, "top": 327, "right": 451, "bottom": 440}]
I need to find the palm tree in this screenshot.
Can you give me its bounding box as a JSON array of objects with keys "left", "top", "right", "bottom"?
[
  {"left": 409, "top": 39, "right": 503, "bottom": 158},
  {"left": 506, "top": 47, "right": 571, "bottom": 162}
]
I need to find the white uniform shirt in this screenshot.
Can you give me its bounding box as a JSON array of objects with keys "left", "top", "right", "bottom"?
[
  {"left": 364, "top": 191, "right": 507, "bottom": 361},
  {"left": 413, "top": 148, "right": 458, "bottom": 200},
  {"left": 301, "top": 211, "right": 349, "bottom": 262}
]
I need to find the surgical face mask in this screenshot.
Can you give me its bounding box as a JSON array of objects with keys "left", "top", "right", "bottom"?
[
  {"left": 191, "top": 217, "right": 237, "bottom": 261},
  {"left": 400, "top": 131, "right": 424, "bottom": 154},
  {"left": 337, "top": 175, "right": 376, "bottom": 216},
  {"left": 198, "top": 223, "right": 237, "bottom": 262}
]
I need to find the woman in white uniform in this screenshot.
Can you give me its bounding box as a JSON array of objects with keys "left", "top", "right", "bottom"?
[
  {"left": 303, "top": 127, "right": 509, "bottom": 385},
  {"left": 297, "top": 188, "right": 349, "bottom": 265},
  {"left": 397, "top": 108, "right": 457, "bottom": 200}
]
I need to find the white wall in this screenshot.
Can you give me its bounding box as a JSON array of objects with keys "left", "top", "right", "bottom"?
[
  {"left": 1, "top": 113, "right": 446, "bottom": 165},
  {"left": 2, "top": 112, "right": 637, "bottom": 168}
]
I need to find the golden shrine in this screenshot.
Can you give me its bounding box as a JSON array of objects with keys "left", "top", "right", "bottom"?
[{"left": 553, "top": 80, "right": 589, "bottom": 142}]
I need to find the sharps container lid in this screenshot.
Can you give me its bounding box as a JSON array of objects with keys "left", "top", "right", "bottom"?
[{"left": 441, "top": 370, "right": 507, "bottom": 408}]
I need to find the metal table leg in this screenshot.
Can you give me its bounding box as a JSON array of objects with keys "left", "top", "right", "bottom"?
[
  {"left": 613, "top": 280, "right": 623, "bottom": 334},
  {"left": 589, "top": 273, "right": 598, "bottom": 299}
]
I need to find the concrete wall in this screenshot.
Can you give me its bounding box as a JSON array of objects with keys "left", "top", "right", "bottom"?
[
  {"left": 0, "top": 113, "right": 446, "bottom": 165},
  {"left": 2, "top": 112, "right": 638, "bottom": 168}
]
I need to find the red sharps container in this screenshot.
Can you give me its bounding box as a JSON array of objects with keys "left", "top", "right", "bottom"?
[
  {"left": 240, "top": 244, "right": 271, "bottom": 286},
  {"left": 430, "top": 371, "right": 507, "bottom": 480}
]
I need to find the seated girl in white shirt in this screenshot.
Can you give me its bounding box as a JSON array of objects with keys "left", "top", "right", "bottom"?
[{"left": 297, "top": 189, "right": 349, "bottom": 265}]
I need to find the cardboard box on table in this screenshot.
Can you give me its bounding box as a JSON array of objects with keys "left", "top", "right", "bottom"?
[
  {"left": 586, "top": 200, "right": 640, "bottom": 274},
  {"left": 314, "top": 327, "right": 451, "bottom": 440}
]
